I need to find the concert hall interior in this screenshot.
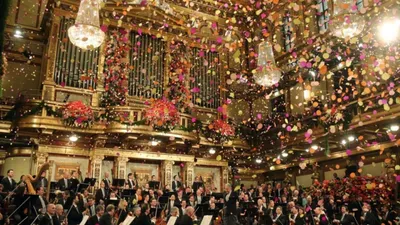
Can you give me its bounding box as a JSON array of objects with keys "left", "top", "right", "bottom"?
[{"left": 0, "top": 0, "right": 399, "bottom": 224}]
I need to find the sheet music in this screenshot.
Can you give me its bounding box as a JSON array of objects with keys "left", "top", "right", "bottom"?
[
  {"left": 167, "top": 216, "right": 177, "bottom": 225},
  {"left": 200, "top": 215, "right": 213, "bottom": 225},
  {"left": 122, "top": 215, "right": 135, "bottom": 225},
  {"left": 79, "top": 215, "right": 89, "bottom": 225}
]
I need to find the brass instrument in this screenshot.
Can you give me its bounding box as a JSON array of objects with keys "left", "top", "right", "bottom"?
[{"left": 25, "top": 163, "right": 50, "bottom": 194}]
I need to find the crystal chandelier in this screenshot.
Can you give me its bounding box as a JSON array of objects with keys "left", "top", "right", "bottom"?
[
  {"left": 68, "top": 0, "right": 105, "bottom": 50},
  {"left": 254, "top": 41, "right": 281, "bottom": 87},
  {"left": 331, "top": 0, "right": 364, "bottom": 39}
]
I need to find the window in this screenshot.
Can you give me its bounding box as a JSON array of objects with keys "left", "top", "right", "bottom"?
[
  {"left": 282, "top": 13, "right": 294, "bottom": 52},
  {"left": 54, "top": 17, "right": 99, "bottom": 89},
  {"left": 190, "top": 48, "right": 220, "bottom": 109},
  {"left": 317, "top": 0, "right": 329, "bottom": 32},
  {"left": 129, "top": 31, "right": 165, "bottom": 98}
]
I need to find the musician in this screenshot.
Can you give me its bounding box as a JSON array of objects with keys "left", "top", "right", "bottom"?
[
  {"left": 35, "top": 186, "right": 48, "bottom": 214},
  {"left": 80, "top": 189, "right": 90, "bottom": 210},
  {"left": 68, "top": 195, "right": 84, "bottom": 225},
  {"left": 35, "top": 171, "right": 49, "bottom": 190},
  {"left": 39, "top": 204, "right": 56, "bottom": 225},
  {"left": 117, "top": 199, "right": 128, "bottom": 225},
  {"left": 137, "top": 204, "right": 155, "bottom": 225},
  {"left": 58, "top": 191, "right": 72, "bottom": 209},
  {"left": 87, "top": 205, "right": 104, "bottom": 225},
  {"left": 70, "top": 171, "right": 80, "bottom": 192},
  {"left": 255, "top": 198, "right": 270, "bottom": 225},
  {"left": 149, "top": 189, "right": 157, "bottom": 200},
  {"left": 127, "top": 173, "right": 136, "bottom": 189},
  {"left": 380, "top": 205, "right": 398, "bottom": 225},
  {"left": 188, "top": 195, "right": 197, "bottom": 208},
  {"left": 86, "top": 196, "right": 97, "bottom": 217},
  {"left": 333, "top": 206, "right": 356, "bottom": 225},
  {"left": 273, "top": 206, "right": 288, "bottom": 225},
  {"left": 314, "top": 207, "right": 329, "bottom": 225},
  {"left": 57, "top": 172, "right": 72, "bottom": 191},
  {"left": 167, "top": 206, "right": 180, "bottom": 224},
  {"left": 53, "top": 204, "right": 65, "bottom": 225},
  {"left": 132, "top": 188, "right": 143, "bottom": 206},
  {"left": 180, "top": 200, "right": 188, "bottom": 215},
  {"left": 290, "top": 207, "right": 306, "bottom": 225},
  {"left": 361, "top": 205, "right": 380, "bottom": 225},
  {"left": 99, "top": 204, "right": 115, "bottom": 225},
  {"left": 172, "top": 175, "right": 182, "bottom": 192},
  {"left": 1, "top": 169, "right": 16, "bottom": 192},
  {"left": 177, "top": 206, "right": 194, "bottom": 225},
  {"left": 103, "top": 172, "right": 112, "bottom": 190},
  {"left": 167, "top": 194, "right": 178, "bottom": 215},
  {"left": 275, "top": 183, "right": 283, "bottom": 200},
  {"left": 130, "top": 206, "right": 142, "bottom": 225},
  {"left": 195, "top": 189, "right": 204, "bottom": 205},
  {"left": 223, "top": 183, "right": 239, "bottom": 225},
  {"left": 95, "top": 181, "right": 108, "bottom": 205},
  {"left": 177, "top": 189, "right": 184, "bottom": 204}
]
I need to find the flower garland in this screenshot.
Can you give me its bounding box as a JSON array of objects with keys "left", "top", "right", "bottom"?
[
  {"left": 166, "top": 42, "right": 193, "bottom": 112},
  {"left": 143, "top": 98, "right": 180, "bottom": 132},
  {"left": 101, "top": 28, "right": 130, "bottom": 122},
  {"left": 203, "top": 119, "right": 235, "bottom": 143},
  {"left": 62, "top": 101, "right": 94, "bottom": 128}
]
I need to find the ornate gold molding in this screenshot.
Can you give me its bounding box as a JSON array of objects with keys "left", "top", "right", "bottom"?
[
  {"left": 7, "top": 147, "right": 34, "bottom": 157},
  {"left": 195, "top": 158, "right": 228, "bottom": 167},
  {"left": 38, "top": 145, "right": 90, "bottom": 156}
]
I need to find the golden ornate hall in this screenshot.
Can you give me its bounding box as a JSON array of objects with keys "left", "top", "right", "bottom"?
[{"left": 0, "top": 0, "right": 398, "bottom": 224}]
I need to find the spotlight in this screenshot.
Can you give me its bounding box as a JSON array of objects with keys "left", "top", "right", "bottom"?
[
  {"left": 69, "top": 135, "right": 78, "bottom": 142},
  {"left": 282, "top": 152, "right": 288, "bottom": 157},
  {"left": 341, "top": 140, "right": 347, "bottom": 145},
  {"left": 150, "top": 140, "right": 160, "bottom": 146},
  {"left": 303, "top": 90, "right": 311, "bottom": 100},
  {"left": 305, "top": 148, "right": 309, "bottom": 152},
  {"left": 347, "top": 136, "right": 355, "bottom": 142},
  {"left": 256, "top": 159, "right": 262, "bottom": 164},
  {"left": 378, "top": 19, "right": 400, "bottom": 43},
  {"left": 311, "top": 145, "right": 318, "bottom": 150},
  {"left": 209, "top": 148, "right": 216, "bottom": 155},
  {"left": 14, "top": 29, "right": 23, "bottom": 38},
  {"left": 390, "top": 124, "right": 399, "bottom": 132}
]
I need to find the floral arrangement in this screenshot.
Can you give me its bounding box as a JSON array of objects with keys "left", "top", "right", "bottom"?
[
  {"left": 318, "top": 176, "right": 395, "bottom": 204},
  {"left": 204, "top": 119, "right": 235, "bottom": 143},
  {"left": 62, "top": 101, "right": 94, "bottom": 128},
  {"left": 101, "top": 29, "right": 131, "bottom": 123},
  {"left": 143, "top": 98, "right": 180, "bottom": 132},
  {"left": 166, "top": 42, "right": 193, "bottom": 112}
]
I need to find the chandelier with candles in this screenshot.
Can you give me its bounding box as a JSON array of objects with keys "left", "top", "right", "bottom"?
[
  {"left": 254, "top": 41, "right": 281, "bottom": 87},
  {"left": 330, "top": 0, "right": 364, "bottom": 39},
  {"left": 68, "top": 0, "right": 105, "bottom": 50}
]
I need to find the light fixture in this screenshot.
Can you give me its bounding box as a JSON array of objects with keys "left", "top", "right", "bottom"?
[
  {"left": 150, "top": 140, "right": 160, "bottom": 146},
  {"left": 347, "top": 135, "right": 355, "bottom": 142},
  {"left": 14, "top": 30, "right": 23, "bottom": 38},
  {"left": 69, "top": 135, "right": 78, "bottom": 142},
  {"left": 68, "top": 0, "right": 105, "bottom": 50},
  {"left": 304, "top": 89, "right": 311, "bottom": 100},
  {"left": 331, "top": 0, "right": 364, "bottom": 39},
  {"left": 254, "top": 41, "right": 281, "bottom": 87},
  {"left": 378, "top": 19, "right": 400, "bottom": 43},
  {"left": 305, "top": 148, "right": 310, "bottom": 152},
  {"left": 282, "top": 152, "right": 288, "bottom": 157},
  {"left": 273, "top": 90, "right": 280, "bottom": 97},
  {"left": 256, "top": 159, "right": 262, "bottom": 164},
  {"left": 341, "top": 139, "right": 347, "bottom": 145},
  {"left": 390, "top": 124, "right": 400, "bottom": 132},
  {"left": 309, "top": 71, "right": 316, "bottom": 77},
  {"left": 209, "top": 148, "right": 216, "bottom": 155},
  {"left": 311, "top": 145, "right": 318, "bottom": 150}
]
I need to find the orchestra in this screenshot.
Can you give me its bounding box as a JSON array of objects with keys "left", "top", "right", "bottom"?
[{"left": 0, "top": 166, "right": 398, "bottom": 225}]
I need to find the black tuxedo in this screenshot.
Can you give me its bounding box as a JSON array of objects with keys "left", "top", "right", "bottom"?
[
  {"left": 99, "top": 213, "right": 113, "bottom": 225},
  {"left": 53, "top": 214, "right": 65, "bottom": 225},
  {"left": 339, "top": 213, "right": 356, "bottom": 225},
  {"left": 293, "top": 214, "right": 306, "bottom": 225},
  {"left": 274, "top": 214, "right": 288, "bottom": 225},
  {"left": 172, "top": 180, "right": 182, "bottom": 192},
  {"left": 223, "top": 191, "right": 238, "bottom": 216},
  {"left": 39, "top": 213, "right": 54, "bottom": 225},
  {"left": 136, "top": 213, "right": 154, "bottom": 225},
  {"left": 68, "top": 205, "right": 83, "bottom": 225},
  {"left": 363, "top": 211, "right": 380, "bottom": 225},
  {"left": 70, "top": 177, "right": 80, "bottom": 192},
  {"left": 177, "top": 214, "right": 193, "bottom": 225},
  {"left": 195, "top": 195, "right": 204, "bottom": 205},
  {"left": 86, "top": 215, "right": 100, "bottom": 225},
  {"left": 127, "top": 179, "right": 136, "bottom": 189},
  {"left": 1, "top": 177, "right": 16, "bottom": 192},
  {"left": 117, "top": 209, "right": 128, "bottom": 224},
  {"left": 57, "top": 178, "right": 72, "bottom": 191},
  {"left": 275, "top": 189, "right": 283, "bottom": 198},
  {"left": 35, "top": 177, "right": 49, "bottom": 189},
  {"left": 35, "top": 195, "right": 49, "bottom": 212},
  {"left": 102, "top": 178, "right": 111, "bottom": 189},
  {"left": 381, "top": 211, "right": 398, "bottom": 225},
  {"left": 95, "top": 188, "right": 108, "bottom": 204},
  {"left": 58, "top": 197, "right": 72, "bottom": 210},
  {"left": 130, "top": 216, "right": 140, "bottom": 225}
]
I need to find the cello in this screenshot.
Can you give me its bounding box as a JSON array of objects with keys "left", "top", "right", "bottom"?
[{"left": 155, "top": 196, "right": 167, "bottom": 225}]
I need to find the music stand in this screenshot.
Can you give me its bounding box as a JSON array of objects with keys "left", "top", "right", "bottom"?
[
  {"left": 149, "top": 181, "right": 160, "bottom": 190},
  {"left": 50, "top": 181, "right": 57, "bottom": 191},
  {"left": 84, "top": 178, "right": 97, "bottom": 186},
  {"left": 76, "top": 183, "right": 89, "bottom": 193},
  {"left": 112, "top": 179, "right": 125, "bottom": 187},
  {"left": 122, "top": 189, "right": 136, "bottom": 199}
]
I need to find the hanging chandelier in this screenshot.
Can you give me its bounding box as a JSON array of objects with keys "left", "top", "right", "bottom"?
[
  {"left": 330, "top": 0, "right": 364, "bottom": 39},
  {"left": 68, "top": 0, "right": 105, "bottom": 50},
  {"left": 254, "top": 41, "right": 281, "bottom": 87}
]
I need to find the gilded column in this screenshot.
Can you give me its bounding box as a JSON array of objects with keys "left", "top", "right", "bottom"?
[
  {"left": 222, "top": 166, "right": 229, "bottom": 188},
  {"left": 115, "top": 156, "right": 129, "bottom": 179},
  {"left": 90, "top": 155, "right": 104, "bottom": 188},
  {"left": 185, "top": 162, "right": 195, "bottom": 188},
  {"left": 162, "top": 160, "right": 174, "bottom": 189}
]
